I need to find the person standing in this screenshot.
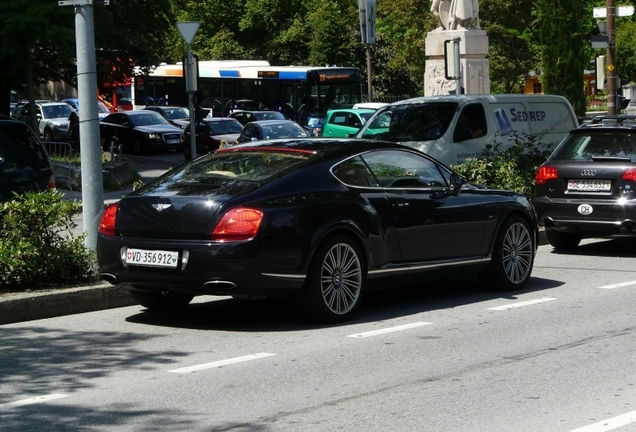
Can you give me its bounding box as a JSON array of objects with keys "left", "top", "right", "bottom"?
[{"left": 68, "top": 110, "right": 80, "bottom": 153}]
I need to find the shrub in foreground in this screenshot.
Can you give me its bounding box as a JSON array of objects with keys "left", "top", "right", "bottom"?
[
  {"left": 451, "top": 131, "right": 552, "bottom": 201},
  {"left": 0, "top": 190, "right": 99, "bottom": 288}
]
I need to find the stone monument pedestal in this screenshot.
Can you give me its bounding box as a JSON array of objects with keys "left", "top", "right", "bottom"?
[{"left": 424, "top": 29, "right": 490, "bottom": 96}]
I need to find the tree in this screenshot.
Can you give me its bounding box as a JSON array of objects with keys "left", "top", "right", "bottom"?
[
  {"left": 305, "top": 0, "right": 358, "bottom": 67},
  {"left": 374, "top": 0, "right": 431, "bottom": 97},
  {"left": 480, "top": 0, "right": 539, "bottom": 93},
  {"left": 534, "top": 0, "right": 592, "bottom": 116},
  {"left": 0, "top": 0, "right": 75, "bottom": 117},
  {"left": 615, "top": 18, "right": 636, "bottom": 83},
  {"left": 0, "top": 0, "right": 174, "bottom": 117}
]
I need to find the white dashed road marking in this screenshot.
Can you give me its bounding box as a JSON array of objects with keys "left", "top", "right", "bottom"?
[
  {"left": 0, "top": 394, "right": 69, "bottom": 410},
  {"left": 487, "top": 297, "right": 557, "bottom": 311},
  {"left": 569, "top": 409, "right": 636, "bottom": 431},
  {"left": 168, "top": 353, "right": 277, "bottom": 374},
  {"left": 346, "top": 322, "right": 433, "bottom": 338},
  {"left": 599, "top": 280, "right": 636, "bottom": 289}
]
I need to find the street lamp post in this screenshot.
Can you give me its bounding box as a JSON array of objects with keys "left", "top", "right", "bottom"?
[{"left": 58, "top": 0, "right": 108, "bottom": 252}]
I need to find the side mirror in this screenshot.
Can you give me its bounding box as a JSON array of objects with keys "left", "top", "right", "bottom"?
[{"left": 450, "top": 172, "right": 467, "bottom": 196}]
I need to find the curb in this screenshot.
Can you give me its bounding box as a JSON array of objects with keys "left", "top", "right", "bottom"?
[{"left": 0, "top": 283, "right": 135, "bottom": 325}]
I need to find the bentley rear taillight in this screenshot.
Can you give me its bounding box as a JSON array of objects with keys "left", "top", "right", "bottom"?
[
  {"left": 535, "top": 166, "right": 558, "bottom": 185},
  {"left": 99, "top": 202, "right": 119, "bottom": 236},
  {"left": 212, "top": 207, "right": 263, "bottom": 241}
]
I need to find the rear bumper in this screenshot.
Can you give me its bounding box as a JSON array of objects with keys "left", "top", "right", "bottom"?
[
  {"left": 535, "top": 196, "right": 636, "bottom": 235},
  {"left": 97, "top": 234, "right": 307, "bottom": 297}
]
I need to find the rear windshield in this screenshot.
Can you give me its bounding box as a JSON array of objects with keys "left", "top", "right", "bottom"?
[
  {"left": 551, "top": 131, "right": 636, "bottom": 162},
  {"left": 162, "top": 148, "right": 314, "bottom": 186},
  {"left": 208, "top": 120, "right": 243, "bottom": 135},
  {"left": 0, "top": 122, "right": 48, "bottom": 160},
  {"left": 358, "top": 102, "right": 458, "bottom": 142}
]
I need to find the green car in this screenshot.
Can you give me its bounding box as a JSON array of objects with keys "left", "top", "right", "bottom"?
[{"left": 321, "top": 108, "right": 376, "bottom": 138}]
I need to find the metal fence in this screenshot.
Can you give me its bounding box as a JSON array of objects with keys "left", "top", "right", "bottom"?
[
  {"left": 42, "top": 141, "right": 75, "bottom": 190},
  {"left": 362, "top": 94, "right": 414, "bottom": 104}
]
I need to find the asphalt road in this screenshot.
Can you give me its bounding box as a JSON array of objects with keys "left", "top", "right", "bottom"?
[{"left": 2, "top": 237, "right": 636, "bottom": 431}]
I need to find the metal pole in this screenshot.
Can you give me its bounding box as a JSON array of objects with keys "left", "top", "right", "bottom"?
[
  {"left": 366, "top": 44, "right": 372, "bottom": 102},
  {"left": 606, "top": 0, "right": 616, "bottom": 115},
  {"left": 75, "top": 3, "right": 104, "bottom": 252},
  {"left": 187, "top": 45, "right": 196, "bottom": 159}
]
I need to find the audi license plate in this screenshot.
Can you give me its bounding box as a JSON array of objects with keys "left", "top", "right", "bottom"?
[
  {"left": 125, "top": 248, "right": 179, "bottom": 268},
  {"left": 567, "top": 179, "right": 611, "bottom": 192},
  {"left": 166, "top": 139, "right": 181, "bottom": 145}
]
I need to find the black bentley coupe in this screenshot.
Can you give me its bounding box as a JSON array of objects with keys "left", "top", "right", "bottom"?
[{"left": 97, "top": 138, "right": 538, "bottom": 322}]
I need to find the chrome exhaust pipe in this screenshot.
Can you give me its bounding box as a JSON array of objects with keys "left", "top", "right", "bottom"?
[
  {"left": 203, "top": 280, "right": 238, "bottom": 290},
  {"left": 101, "top": 273, "right": 118, "bottom": 284}
]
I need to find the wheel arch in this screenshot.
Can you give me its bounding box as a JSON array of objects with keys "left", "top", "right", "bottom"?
[
  {"left": 485, "top": 209, "right": 538, "bottom": 258},
  {"left": 306, "top": 221, "right": 370, "bottom": 275}
]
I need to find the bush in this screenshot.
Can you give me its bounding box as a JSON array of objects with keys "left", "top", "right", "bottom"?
[
  {"left": 0, "top": 190, "right": 99, "bottom": 288},
  {"left": 451, "top": 131, "right": 552, "bottom": 201}
]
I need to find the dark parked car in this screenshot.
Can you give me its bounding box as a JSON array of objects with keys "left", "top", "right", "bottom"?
[
  {"left": 97, "top": 138, "right": 538, "bottom": 322},
  {"left": 100, "top": 111, "right": 183, "bottom": 154},
  {"left": 228, "top": 110, "right": 287, "bottom": 126},
  {"left": 535, "top": 115, "right": 636, "bottom": 249},
  {"left": 143, "top": 106, "right": 190, "bottom": 129},
  {"left": 0, "top": 119, "right": 55, "bottom": 202},
  {"left": 182, "top": 117, "right": 243, "bottom": 160},
  {"left": 235, "top": 120, "right": 309, "bottom": 144}
]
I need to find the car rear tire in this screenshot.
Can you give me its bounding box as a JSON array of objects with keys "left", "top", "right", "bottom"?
[
  {"left": 545, "top": 229, "right": 581, "bottom": 249},
  {"left": 299, "top": 235, "right": 365, "bottom": 323},
  {"left": 129, "top": 289, "right": 194, "bottom": 311},
  {"left": 43, "top": 128, "right": 54, "bottom": 142},
  {"left": 482, "top": 215, "right": 534, "bottom": 291},
  {"left": 132, "top": 140, "right": 143, "bottom": 155},
  {"left": 183, "top": 143, "right": 192, "bottom": 160}
]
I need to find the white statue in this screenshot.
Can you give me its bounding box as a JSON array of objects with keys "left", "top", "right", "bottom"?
[
  {"left": 431, "top": 0, "right": 480, "bottom": 30},
  {"left": 449, "top": 0, "right": 480, "bottom": 30},
  {"left": 430, "top": 0, "right": 451, "bottom": 31}
]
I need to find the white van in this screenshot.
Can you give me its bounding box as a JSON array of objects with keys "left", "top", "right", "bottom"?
[{"left": 355, "top": 94, "right": 579, "bottom": 166}]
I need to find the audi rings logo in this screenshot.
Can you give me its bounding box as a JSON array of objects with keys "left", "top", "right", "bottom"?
[
  {"left": 578, "top": 204, "right": 593, "bottom": 215},
  {"left": 580, "top": 169, "right": 597, "bottom": 176}
]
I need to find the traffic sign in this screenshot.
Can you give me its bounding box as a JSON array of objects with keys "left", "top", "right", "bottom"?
[
  {"left": 176, "top": 22, "right": 200, "bottom": 45},
  {"left": 593, "top": 5, "right": 634, "bottom": 18}
]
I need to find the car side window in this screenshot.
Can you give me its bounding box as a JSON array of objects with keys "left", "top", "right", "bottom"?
[
  {"left": 347, "top": 113, "right": 361, "bottom": 127},
  {"left": 332, "top": 157, "right": 376, "bottom": 187},
  {"left": 454, "top": 103, "right": 487, "bottom": 142},
  {"left": 110, "top": 114, "right": 125, "bottom": 126},
  {"left": 330, "top": 112, "right": 346, "bottom": 126},
  {"left": 244, "top": 124, "right": 257, "bottom": 139},
  {"left": 361, "top": 150, "right": 447, "bottom": 188},
  {"left": 0, "top": 123, "right": 48, "bottom": 160}
]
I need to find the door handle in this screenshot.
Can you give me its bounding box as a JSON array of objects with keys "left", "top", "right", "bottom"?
[{"left": 393, "top": 201, "right": 410, "bottom": 208}]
